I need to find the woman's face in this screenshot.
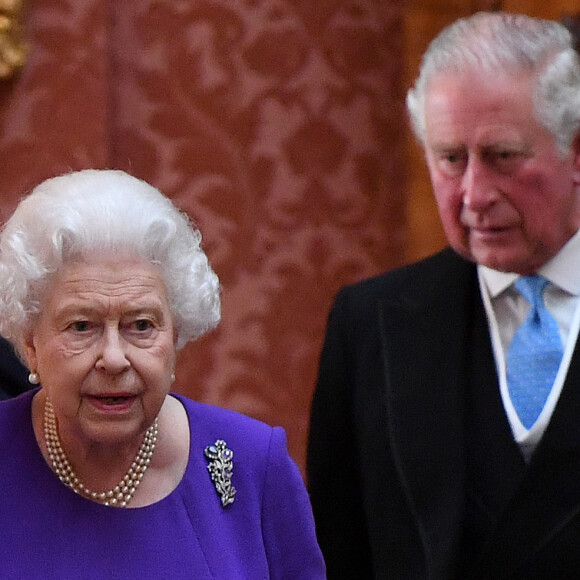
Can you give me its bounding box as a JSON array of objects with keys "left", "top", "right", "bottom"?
[{"left": 24, "top": 255, "right": 177, "bottom": 449}]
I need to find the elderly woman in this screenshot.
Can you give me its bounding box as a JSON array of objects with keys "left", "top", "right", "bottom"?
[{"left": 0, "top": 169, "right": 326, "bottom": 578}]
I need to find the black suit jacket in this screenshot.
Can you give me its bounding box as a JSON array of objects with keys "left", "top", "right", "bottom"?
[{"left": 308, "top": 248, "right": 580, "bottom": 579}]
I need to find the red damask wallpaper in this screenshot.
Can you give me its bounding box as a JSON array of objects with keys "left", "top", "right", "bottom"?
[{"left": 0, "top": 0, "right": 407, "bottom": 473}]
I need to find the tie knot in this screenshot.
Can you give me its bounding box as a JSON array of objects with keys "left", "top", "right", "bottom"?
[{"left": 514, "top": 275, "right": 548, "bottom": 308}]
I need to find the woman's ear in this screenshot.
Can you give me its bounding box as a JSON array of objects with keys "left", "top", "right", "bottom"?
[{"left": 22, "top": 330, "right": 38, "bottom": 373}]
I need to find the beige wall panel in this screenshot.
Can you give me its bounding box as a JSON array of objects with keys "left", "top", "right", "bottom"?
[{"left": 0, "top": 0, "right": 408, "bottom": 475}]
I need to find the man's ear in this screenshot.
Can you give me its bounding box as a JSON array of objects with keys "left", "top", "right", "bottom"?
[{"left": 573, "top": 132, "right": 580, "bottom": 186}]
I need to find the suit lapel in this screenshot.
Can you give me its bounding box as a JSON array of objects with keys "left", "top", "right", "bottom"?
[
  {"left": 465, "top": 293, "right": 527, "bottom": 515},
  {"left": 476, "top": 338, "right": 580, "bottom": 576},
  {"left": 378, "top": 251, "right": 479, "bottom": 575}
]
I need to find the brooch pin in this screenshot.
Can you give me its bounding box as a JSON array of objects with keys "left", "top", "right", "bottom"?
[{"left": 204, "top": 439, "right": 236, "bottom": 507}]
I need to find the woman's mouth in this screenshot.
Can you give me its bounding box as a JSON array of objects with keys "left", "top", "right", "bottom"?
[
  {"left": 99, "top": 396, "right": 131, "bottom": 404},
  {"left": 87, "top": 394, "right": 137, "bottom": 412}
]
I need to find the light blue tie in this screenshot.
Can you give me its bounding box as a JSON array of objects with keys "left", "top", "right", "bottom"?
[{"left": 506, "top": 276, "right": 563, "bottom": 429}]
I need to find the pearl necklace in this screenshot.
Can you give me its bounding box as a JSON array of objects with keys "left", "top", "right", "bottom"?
[{"left": 44, "top": 398, "right": 158, "bottom": 508}]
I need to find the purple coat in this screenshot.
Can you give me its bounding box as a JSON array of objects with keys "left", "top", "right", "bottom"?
[{"left": 0, "top": 390, "right": 326, "bottom": 579}]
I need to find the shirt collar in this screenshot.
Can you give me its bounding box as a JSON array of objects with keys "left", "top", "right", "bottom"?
[{"left": 479, "top": 228, "right": 580, "bottom": 298}]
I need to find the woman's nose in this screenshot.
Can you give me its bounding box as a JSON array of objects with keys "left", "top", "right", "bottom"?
[{"left": 95, "top": 326, "right": 130, "bottom": 374}]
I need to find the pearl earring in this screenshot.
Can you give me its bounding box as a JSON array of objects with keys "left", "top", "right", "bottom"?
[
  {"left": 170, "top": 373, "right": 176, "bottom": 383},
  {"left": 28, "top": 372, "right": 40, "bottom": 385}
]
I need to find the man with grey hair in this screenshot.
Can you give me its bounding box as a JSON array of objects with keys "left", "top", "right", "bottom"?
[{"left": 308, "top": 11, "right": 580, "bottom": 579}]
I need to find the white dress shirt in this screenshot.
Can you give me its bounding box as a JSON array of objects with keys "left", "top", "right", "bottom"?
[{"left": 478, "top": 229, "right": 580, "bottom": 461}]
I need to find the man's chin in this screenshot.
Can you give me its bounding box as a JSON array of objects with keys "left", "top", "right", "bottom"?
[{"left": 468, "top": 247, "right": 538, "bottom": 275}]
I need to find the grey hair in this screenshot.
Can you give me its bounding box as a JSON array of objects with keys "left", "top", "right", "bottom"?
[
  {"left": 0, "top": 169, "right": 221, "bottom": 355},
  {"left": 406, "top": 12, "right": 580, "bottom": 156}
]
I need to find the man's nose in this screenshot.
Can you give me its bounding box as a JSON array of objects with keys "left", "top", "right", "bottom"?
[{"left": 461, "top": 158, "right": 500, "bottom": 210}]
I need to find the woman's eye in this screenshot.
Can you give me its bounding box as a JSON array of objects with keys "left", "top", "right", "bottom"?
[
  {"left": 71, "top": 321, "right": 90, "bottom": 332},
  {"left": 134, "top": 319, "right": 153, "bottom": 332}
]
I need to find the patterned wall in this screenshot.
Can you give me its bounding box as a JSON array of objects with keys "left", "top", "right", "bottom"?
[{"left": 0, "top": 0, "right": 407, "bottom": 472}]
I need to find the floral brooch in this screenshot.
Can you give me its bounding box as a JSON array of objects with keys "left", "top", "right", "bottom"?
[{"left": 204, "top": 439, "right": 236, "bottom": 507}]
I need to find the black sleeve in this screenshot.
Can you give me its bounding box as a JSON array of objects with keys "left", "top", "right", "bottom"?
[
  {"left": 0, "top": 336, "right": 31, "bottom": 400},
  {"left": 307, "top": 290, "right": 373, "bottom": 579}
]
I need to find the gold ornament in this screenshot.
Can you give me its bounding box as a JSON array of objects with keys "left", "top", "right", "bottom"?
[{"left": 0, "top": 0, "right": 28, "bottom": 80}]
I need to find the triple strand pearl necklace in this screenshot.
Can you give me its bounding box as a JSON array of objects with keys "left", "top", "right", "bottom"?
[{"left": 44, "top": 398, "right": 159, "bottom": 508}]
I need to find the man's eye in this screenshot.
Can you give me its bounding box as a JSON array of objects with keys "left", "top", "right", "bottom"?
[
  {"left": 487, "top": 149, "right": 526, "bottom": 174},
  {"left": 436, "top": 152, "right": 466, "bottom": 176},
  {"left": 496, "top": 150, "right": 518, "bottom": 161}
]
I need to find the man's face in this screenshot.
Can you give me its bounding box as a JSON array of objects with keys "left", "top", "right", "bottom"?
[{"left": 423, "top": 69, "right": 580, "bottom": 274}]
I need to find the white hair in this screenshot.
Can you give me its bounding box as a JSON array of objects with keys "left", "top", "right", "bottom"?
[
  {"left": 0, "top": 169, "right": 221, "bottom": 355},
  {"left": 406, "top": 12, "right": 580, "bottom": 156}
]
